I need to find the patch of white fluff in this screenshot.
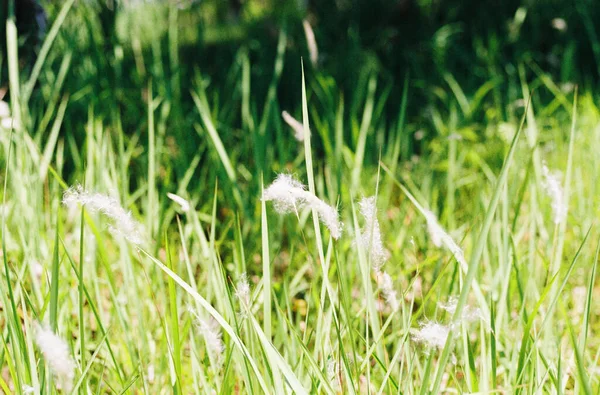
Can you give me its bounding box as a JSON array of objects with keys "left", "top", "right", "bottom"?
[
  {"left": 438, "top": 297, "right": 482, "bottom": 323},
  {"left": 376, "top": 271, "right": 399, "bottom": 312},
  {"left": 34, "top": 325, "right": 76, "bottom": 392},
  {"left": 302, "top": 20, "right": 319, "bottom": 67},
  {"left": 281, "top": 111, "right": 305, "bottom": 142},
  {"left": 358, "top": 196, "right": 389, "bottom": 270},
  {"left": 424, "top": 210, "right": 466, "bottom": 268},
  {"left": 0, "top": 101, "right": 10, "bottom": 118},
  {"left": 22, "top": 385, "right": 36, "bottom": 394},
  {"left": 1, "top": 117, "right": 19, "bottom": 130},
  {"left": 189, "top": 308, "right": 225, "bottom": 364},
  {"left": 542, "top": 164, "right": 567, "bottom": 225},
  {"left": 63, "top": 185, "right": 144, "bottom": 245},
  {"left": 263, "top": 174, "right": 342, "bottom": 239},
  {"left": 412, "top": 321, "right": 451, "bottom": 349},
  {"left": 235, "top": 273, "right": 251, "bottom": 316},
  {"left": 166, "top": 192, "right": 191, "bottom": 212}
]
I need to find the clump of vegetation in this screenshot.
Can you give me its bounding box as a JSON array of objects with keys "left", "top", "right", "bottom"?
[{"left": 0, "top": 1, "right": 598, "bottom": 393}]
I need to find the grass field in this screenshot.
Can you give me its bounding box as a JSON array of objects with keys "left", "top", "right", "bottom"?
[{"left": 1, "top": 1, "right": 600, "bottom": 394}]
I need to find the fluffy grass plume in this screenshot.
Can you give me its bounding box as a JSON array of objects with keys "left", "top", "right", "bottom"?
[
  {"left": 542, "top": 164, "right": 567, "bottom": 224},
  {"left": 439, "top": 297, "right": 482, "bottom": 323},
  {"left": 263, "top": 174, "right": 342, "bottom": 239},
  {"left": 189, "top": 308, "right": 225, "bottom": 365},
  {"left": 63, "top": 185, "right": 144, "bottom": 245},
  {"left": 235, "top": 272, "right": 251, "bottom": 316},
  {"left": 376, "top": 270, "right": 399, "bottom": 312},
  {"left": 412, "top": 321, "right": 451, "bottom": 349},
  {"left": 34, "top": 324, "right": 76, "bottom": 392},
  {"left": 358, "top": 196, "right": 389, "bottom": 269}
]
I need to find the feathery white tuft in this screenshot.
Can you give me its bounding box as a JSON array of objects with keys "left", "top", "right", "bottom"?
[
  {"left": 412, "top": 321, "right": 450, "bottom": 349},
  {"left": 376, "top": 271, "right": 399, "bottom": 312},
  {"left": 166, "top": 192, "right": 191, "bottom": 212},
  {"left": 189, "top": 308, "right": 225, "bottom": 364},
  {"left": 281, "top": 111, "right": 305, "bottom": 142},
  {"left": 235, "top": 273, "right": 251, "bottom": 315},
  {"left": 63, "top": 185, "right": 144, "bottom": 245},
  {"left": 439, "top": 297, "right": 482, "bottom": 322},
  {"left": 22, "top": 385, "right": 36, "bottom": 394},
  {"left": 542, "top": 164, "right": 567, "bottom": 225},
  {"left": 34, "top": 324, "right": 76, "bottom": 392},
  {"left": 263, "top": 174, "right": 342, "bottom": 239},
  {"left": 438, "top": 297, "right": 458, "bottom": 315},
  {"left": 424, "top": 210, "right": 466, "bottom": 268},
  {"left": 302, "top": 20, "right": 319, "bottom": 67},
  {"left": 358, "top": 196, "right": 389, "bottom": 269}
]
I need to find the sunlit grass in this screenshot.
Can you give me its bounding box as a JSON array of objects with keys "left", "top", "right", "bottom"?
[{"left": 1, "top": 2, "right": 599, "bottom": 394}]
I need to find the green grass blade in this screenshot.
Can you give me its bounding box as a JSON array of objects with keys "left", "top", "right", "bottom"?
[
  {"left": 429, "top": 93, "right": 529, "bottom": 394},
  {"left": 140, "top": 249, "right": 270, "bottom": 392},
  {"left": 261, "top": 176, "right": 272, "bottom": 339},
  {"left": 22, "top": 0, "right": 76, "bottom": 104}
]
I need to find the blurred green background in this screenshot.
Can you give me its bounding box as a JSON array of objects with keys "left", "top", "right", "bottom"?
[{"left": 2, "top": 0, "right": 597, "bottom": 186}]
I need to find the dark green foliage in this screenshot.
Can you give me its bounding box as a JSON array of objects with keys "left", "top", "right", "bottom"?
[{"left": 0, "top": 0, "right": 595, "bottom": 210}]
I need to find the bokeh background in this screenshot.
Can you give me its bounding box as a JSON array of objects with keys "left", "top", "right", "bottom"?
[{"left": 0, "top": 0, "right": 600, "bottom": 176}]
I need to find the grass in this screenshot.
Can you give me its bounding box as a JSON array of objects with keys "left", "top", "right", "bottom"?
[{"left": 1, "top": 2, "right": 600, "bottom": 394}]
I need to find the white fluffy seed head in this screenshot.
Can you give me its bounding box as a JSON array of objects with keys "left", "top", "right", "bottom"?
[
  {"left": 189, "top": 308, "right": 225, "bottom": 365},
  {"left": 34, "top": 324, "right": 76, "bottom": 392},
  {"left": 438, "top": 297, "right": 482, "bottom": 323},
  {"left": 302, "top": 20, "right": 319, "bottom": 67},
  {"left": 542, "top": 164, "right": 567, "bottom": 225},
  {"left": 63, "top": 185, "right": 144, "bottom": 245},
  {"left": 166, "top": 192, "right": 191, "bottom": 212},
  {"left": 377, "top": 271, "right": 399, "bottom": 312},
  {"left": 439, "top": 297, "right": 458, "bottom": 315},
  {"left": 424, "top": 210, "right": 466, "bottom": 268},
  {"left": 235, "top": 273, "right": 251, "bottom": 316},
  {"left": 262, "top": 174, "right": 306, "bottom": 214},
  {"left": 358, "top": 196, "right": 389, "bottom": 270},
  {"left": 281, "top": 111, "right": 305, "bottom": 142},
  {"left": 412, "top": 321, "right": 450, "bottom": 349},
  {"left": 263, "top": 174, "right": 342, "bottom": 239}
]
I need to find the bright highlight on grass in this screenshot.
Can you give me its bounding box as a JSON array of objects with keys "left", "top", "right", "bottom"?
[
  {"left": 167, "top": 192, "right": 191, "bottom": 212},
  {"left": 424, "top": 209, "right": 467, "bottom": 267},
  {"left": 281, "top": 110, "right": 305, "bottom": 141}
]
